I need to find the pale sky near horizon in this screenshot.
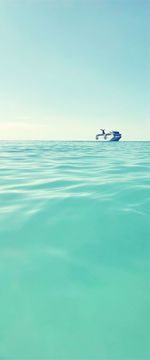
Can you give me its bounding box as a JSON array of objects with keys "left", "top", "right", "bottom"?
[{"left": 0, "top": 0, "right": 149, "bottom": 140}]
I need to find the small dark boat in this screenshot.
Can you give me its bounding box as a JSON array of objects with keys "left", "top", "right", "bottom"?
[{"left": 96, "top": 129, "right": 122, "bottom": 141}]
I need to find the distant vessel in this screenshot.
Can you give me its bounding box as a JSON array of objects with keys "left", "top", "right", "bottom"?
[{"left": 96, "top": 129, "right": 122, "bottom": 142}]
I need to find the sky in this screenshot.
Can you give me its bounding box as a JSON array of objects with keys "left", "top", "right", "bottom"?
[{"left": 0, "top": 0, "right": 149, "bottom": 140}]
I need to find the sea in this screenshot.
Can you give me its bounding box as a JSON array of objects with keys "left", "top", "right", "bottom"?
[{"left": 0, "top": 141, "right": 149, "bottom": 359}]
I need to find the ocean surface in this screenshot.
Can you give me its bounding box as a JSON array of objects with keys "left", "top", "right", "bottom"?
[{"left": 0, "top": 141, "right": 150, "bottom": 360}]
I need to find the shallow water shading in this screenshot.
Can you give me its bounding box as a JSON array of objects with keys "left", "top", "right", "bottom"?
[{"left": 0, "top": 141, "right": 150, "bottom": 359}]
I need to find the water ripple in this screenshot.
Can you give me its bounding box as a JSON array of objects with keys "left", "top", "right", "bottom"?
[{"left": 0, "top": 141, "right": 150, "bottom": 358}]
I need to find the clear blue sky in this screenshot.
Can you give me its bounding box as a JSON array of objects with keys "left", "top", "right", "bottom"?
[{"left": 0, "top": 0, "right": 149, "bottom": 140}]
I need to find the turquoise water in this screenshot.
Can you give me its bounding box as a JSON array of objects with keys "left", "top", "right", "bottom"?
[{"left": 0, "top": 141, "right": 150, "bottom": 359}]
